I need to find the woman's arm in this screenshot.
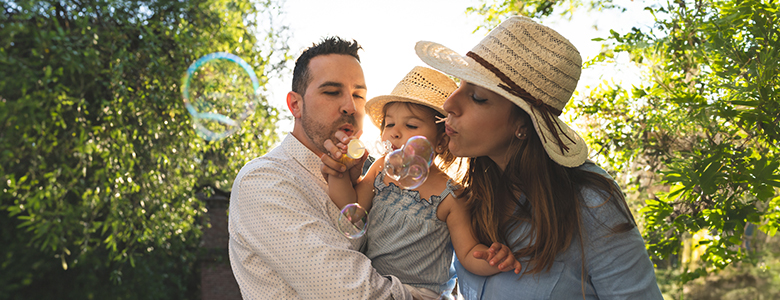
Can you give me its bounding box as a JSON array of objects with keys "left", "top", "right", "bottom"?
[{"left": 442, "top": 195, "right": 521, "bottom": 276}]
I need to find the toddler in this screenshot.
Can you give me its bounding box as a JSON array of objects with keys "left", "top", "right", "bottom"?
[{"left": 321, "top": 66, "right": 520, "bottom": 299}]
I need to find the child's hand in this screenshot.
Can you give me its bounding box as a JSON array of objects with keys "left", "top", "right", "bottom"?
[
  {"left": 320, "top": 152, "right": 346, "bottom": 180},
  {"left": 472, "top": 242, "right": 522, "bottom": 274},
  {"left": 320, "top": 130, "right": 366, "bottom": 181}
]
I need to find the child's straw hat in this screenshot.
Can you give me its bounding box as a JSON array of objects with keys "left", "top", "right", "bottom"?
[
  {"left": 365, "top": 66, "right": 457, "bottom": 129},
  {"left": 415, "top": 16, "right": 588, "bottom": 167}
]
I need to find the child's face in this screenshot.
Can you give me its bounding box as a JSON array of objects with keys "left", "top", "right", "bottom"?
[{"left": 381, "top": 103, "right": 441, "bottom": 152}]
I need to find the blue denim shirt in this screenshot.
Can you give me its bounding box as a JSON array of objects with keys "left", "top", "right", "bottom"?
[{"left": 455, "top": 162, "right": 663, "bottom": 299}]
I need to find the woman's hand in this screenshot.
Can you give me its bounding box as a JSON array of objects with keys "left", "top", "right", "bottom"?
[{"left": 473, "top": 242, "right": 522, "bottom": 274}]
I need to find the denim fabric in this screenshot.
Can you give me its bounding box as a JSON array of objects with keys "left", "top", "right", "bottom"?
[{"left": 455, "top": 162, "right": 663, "bottom": 299}]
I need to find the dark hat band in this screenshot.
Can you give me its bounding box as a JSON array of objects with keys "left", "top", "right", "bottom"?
[{"left": 466, "top": 51, "right": 577, "bottom": 154}]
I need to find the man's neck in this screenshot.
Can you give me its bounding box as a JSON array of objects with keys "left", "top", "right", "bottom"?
[{"left": 290, "top": 127, "right": 325, "bottom": 158}]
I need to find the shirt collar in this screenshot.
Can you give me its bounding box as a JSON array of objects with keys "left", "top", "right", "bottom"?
[{"left": 282, "top": 133, "right": 327, "bottom": 184}]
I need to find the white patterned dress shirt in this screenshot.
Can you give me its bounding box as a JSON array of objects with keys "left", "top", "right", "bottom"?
[{"left": 228, "top": 133, "right": 412, "bottom": 300}]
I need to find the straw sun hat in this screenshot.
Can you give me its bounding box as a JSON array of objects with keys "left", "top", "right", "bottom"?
[
  {"left": 415, "top": 16, "right": 588, "bottom": 167},
  {"left": 365, "top": 66, "right": 457, "bottom": 129}
]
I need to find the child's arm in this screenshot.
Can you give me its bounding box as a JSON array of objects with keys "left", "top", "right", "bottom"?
[
  {"left": 324, "top": 164, "right": 360, "bottom": 210},
  {"left": 321, "top": 149, "right": 384, "bottom": 212},
  {"left": 352, "top": 156, "right": 385, "bottom": 211},
  {"left": 443, "top": 195, "right": 521, "bottom": 276}
]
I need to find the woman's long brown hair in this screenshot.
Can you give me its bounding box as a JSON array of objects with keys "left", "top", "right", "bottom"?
[{"left": 459, "top": 106, "right": 636, "bottom": 291}]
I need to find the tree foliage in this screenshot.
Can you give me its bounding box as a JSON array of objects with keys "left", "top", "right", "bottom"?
[
  {"left": 466, "top": 0, "right": 624, "bottom": 32},
  {"left": 0, "top": 0, "right": 288, "bottom": 298},
  {"left": 468, "top": 0, "right": 780, "bottom": 290}
]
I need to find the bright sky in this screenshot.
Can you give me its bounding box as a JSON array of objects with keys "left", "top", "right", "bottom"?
[{"left": 266, "top": 0, "right": 654, "bottom": 145}]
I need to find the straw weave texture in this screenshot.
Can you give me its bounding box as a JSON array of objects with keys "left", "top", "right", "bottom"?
[
  {"left": 365, "top": 66, "right": 456, "bottom": 129},
  {"left": 415, "top": 16, "right": 588, "bottom": 167}
]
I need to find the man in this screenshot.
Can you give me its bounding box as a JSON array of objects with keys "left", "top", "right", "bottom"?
[{"left": 228, "top": 37, "right": 414, "bottom": 299}]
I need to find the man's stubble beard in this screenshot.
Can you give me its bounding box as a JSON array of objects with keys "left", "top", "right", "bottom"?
[{"left": 300, "top": 96, "right": 358, "bottom": 154}]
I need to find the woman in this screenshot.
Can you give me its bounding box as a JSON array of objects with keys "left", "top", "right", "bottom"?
[{"left": 415, "top": 16, "right": 664, "bottom": 299}]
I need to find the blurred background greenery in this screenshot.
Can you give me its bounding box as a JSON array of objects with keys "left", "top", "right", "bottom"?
[
  {"left": 1, "top": 0, "right": 287, "bottom": 298},
  {"left": 1, "top": 0, "right": 778, "bottom": 299}
]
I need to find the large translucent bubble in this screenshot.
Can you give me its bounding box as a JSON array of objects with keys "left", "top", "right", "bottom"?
[
  {"left": 383, "top": 149, "right": 408, "bottom": 181},
  {"left": 403, "top": 136, "right": 434, "bottom": 166},
  {"left": 383, "top": 136, "right": 434, "bottom": 189},
  {"left": 181, "top": 52, "right": 260, "bottom": 141},
  {"left": 395, "top": 155, "right": 429, "bottom": 189}
]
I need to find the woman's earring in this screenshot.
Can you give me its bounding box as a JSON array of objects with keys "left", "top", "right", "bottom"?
[
  {"left": 436, "top": 146, "right": 443, "bottom": 152},
  {"left": 516, "top": 131, "right": 526, "bottom": 139}
]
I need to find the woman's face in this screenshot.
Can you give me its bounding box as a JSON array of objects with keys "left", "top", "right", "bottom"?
[{"left": 442, "top": 81, "right": 523, "bottom": 169}]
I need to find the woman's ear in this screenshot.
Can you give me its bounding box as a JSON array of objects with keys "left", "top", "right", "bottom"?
[
  {"left": 512, "top": 111, "right": 531, "bottom": 140},
  {"left": 515, "top": 127, "right": 528, "bottom": 140},
  {"left": 436, "top": 133, "right": 450, "bottom": 154}
]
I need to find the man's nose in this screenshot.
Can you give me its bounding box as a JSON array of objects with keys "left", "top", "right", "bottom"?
[{"left": 341, "top": 96, "right": 358, "bottom": 115}]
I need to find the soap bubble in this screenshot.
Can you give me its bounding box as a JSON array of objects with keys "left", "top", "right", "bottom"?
[
  {"left": 382, "top": 135, "right": 435, "bottom": 189},
  {"left": 395, "top": 155, "right": 429, "bottom": 190},
  {"left": 403, "top": 136, "right": 434, "bottom": 166},
  {"left": 337, "top": 203, "right": 369, "bottom": 239},
  {"left": 371, "top": 139, "right": 393, "bottom": 157},
  {"left": 181, "top": 52, "right": 260, "bottom": 141},
  {"left": 383, "top": 149, "right": 407, "bottom": 181}
]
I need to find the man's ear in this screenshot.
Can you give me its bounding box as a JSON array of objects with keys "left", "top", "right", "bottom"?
[{"left": 286, "top": 91, "right": 303, "bottom": 118}]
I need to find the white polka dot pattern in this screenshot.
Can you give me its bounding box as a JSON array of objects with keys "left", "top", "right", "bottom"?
[{"left": 228, "top": 134, "right": 413, "bottom": 300}]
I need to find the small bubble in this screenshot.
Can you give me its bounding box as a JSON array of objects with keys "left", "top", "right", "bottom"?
[{"left": 337, "top": 203, "right": 368, "bottom": 239}]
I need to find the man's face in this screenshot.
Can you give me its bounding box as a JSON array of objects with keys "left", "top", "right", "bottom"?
[{"left": 295, "top": 54, "right": 366, "bottom": 155}]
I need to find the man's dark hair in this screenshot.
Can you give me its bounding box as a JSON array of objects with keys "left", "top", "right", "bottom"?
[{"left": 292, "top": 36, "right": 362, "bottom": 95}]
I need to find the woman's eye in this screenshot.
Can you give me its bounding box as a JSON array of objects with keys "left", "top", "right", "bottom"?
[
  {"left": 471, "top": 94, "right": 487, "bottom": 103},
  {"left": 406, "top": 124, "right": 418, "bottom": 129},
  {"left": 385, "top": 123, "right": 395, "bottom": 128}
]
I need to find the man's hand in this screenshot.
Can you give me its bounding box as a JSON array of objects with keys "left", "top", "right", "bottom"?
[{"left": 320, "top": 130, "right": 367, "bottom": 183}]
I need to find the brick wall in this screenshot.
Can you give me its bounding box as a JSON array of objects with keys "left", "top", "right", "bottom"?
[{"left": 200, "top": 194, "right": 242, "bottom": 300}]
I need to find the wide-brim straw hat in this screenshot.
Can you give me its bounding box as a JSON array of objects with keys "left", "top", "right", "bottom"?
[
  {"left": 415, "top": 16, "right": 588, "bottom": 167},
  {"left": 365, "top": 66, "right": 457, "bottom": 129}
]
